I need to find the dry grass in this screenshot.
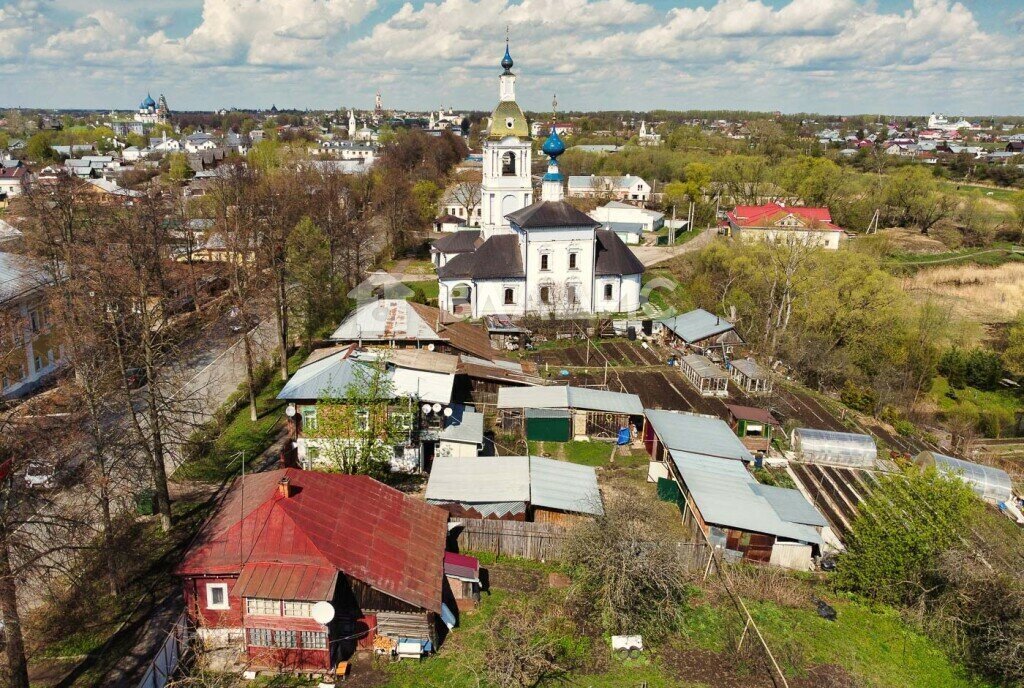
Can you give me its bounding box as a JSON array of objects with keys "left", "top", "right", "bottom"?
[
  {"left": 902, "top": 263, "right": 1024, "bottom": 324},
  {"left": 877, "top": 227, "right": 951, "bottom": 254}
]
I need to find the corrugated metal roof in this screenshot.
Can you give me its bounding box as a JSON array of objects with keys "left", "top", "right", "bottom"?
[
  {"left": 439, "top": 409, "right": 484, "bottom": 445},
  {"left": 749, "top": 484, "right": 828, "bottom": 527},
  {"left": 671, "top": 451, "right": 821, "bottom": 544},
  {"left": 497, "top": 385, "right": 643, "bottom": 415},
  {"left": 530, "top": 456, "right": 603, "bottom": 516},
  {"left": 681, "top": 354, "right": 729, "bottom": 380},
  {"left": 725, "top": 404, "right": 778, "bottom": 425},
  {"left": 443, "top": 552, "right": 479, "bottom": 581},
  {"left": 390, "top": 366, "right": 454, "bottom": 404},
  {"left": 177, "top": 469, "right": 448, "bottom": 613},
  {"left": 659, "top": 309, "right": 735, "bottom": 343},
  {"left": 330, "top": 300, "right": 441, "bottom": 341},
  {"left": 425, "top": 456, "right": 530, "bottom": 503},
  {"left": 645, "top": 409, "right": 752, "bottom": 462},
  {"left": 0, "top": 252, "right": 47, "bottom": 304},
  {"left": 232, "top": 562, "right": 338, "bottom": 601}
]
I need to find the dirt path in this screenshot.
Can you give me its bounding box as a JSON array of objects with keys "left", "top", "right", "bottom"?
[{"left": 634, "top": 228, "right": 716, "bottom": 267}]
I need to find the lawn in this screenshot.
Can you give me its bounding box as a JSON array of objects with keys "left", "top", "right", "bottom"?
[
  {"left": 527, "top": 439, "right": 648, "bottom": 467},
  {"left": 925, "top": 376, "right": 1021, "bottom": 436},
  {"left": 174, "top": 351, "right": 305, "bottom": 483},
  {"left": 642, "top": 267, "right": 694, "bottom": 317},
  {"left": 402, "top": 279, "right": 439, "bottom": 304}
]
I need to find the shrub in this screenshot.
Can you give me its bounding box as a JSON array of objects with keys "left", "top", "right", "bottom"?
[
  {"left": 840, "top": 380, "right": 876, "bottom": 414},
  {"left": 963, "top": 349, "right": 1003, "bottom": 390}
]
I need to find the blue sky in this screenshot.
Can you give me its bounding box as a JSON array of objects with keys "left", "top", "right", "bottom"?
[{"left": 1, "top": 0, "right": 1022, "bottom": 115}]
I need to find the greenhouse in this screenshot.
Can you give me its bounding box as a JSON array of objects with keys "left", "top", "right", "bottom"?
[
  {"left": 914, "top": 451, "right": 1014, "bottom": 504},
  {"left": 790, "top": 428, "right": 877, "bottom": 468}
]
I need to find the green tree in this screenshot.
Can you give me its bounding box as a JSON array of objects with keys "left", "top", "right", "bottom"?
[
  {"left": 411, "top": 179, "right": 441, "bottom": 224},
  {"left": 247, "top": 139, "right": 280, "bottom": 172},
  {"left": 286, "top": 217, "right": 337, "bottom": 347},
  {"left": 25, "top": 132, "right": 56, "bottom": 162},
  {"left": 837, "top": 467, "right": 978, "bottom": 605},
  {"left": 166, "top": 152, "right": 193, "bottom": 182}
]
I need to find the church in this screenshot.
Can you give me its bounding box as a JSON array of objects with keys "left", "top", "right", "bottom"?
[{"left": 435, "top": 44, "right": 644, "bottom": 318}]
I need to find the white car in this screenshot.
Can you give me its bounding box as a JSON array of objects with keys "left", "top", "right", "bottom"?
[{"left": 24, "top": 462, "right": 56, "bottom": 490}]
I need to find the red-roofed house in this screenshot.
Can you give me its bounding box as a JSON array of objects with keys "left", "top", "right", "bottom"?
[
  {"left": 176, "top": 468, "right": 449, "bottom": 671},
  {"left": 725, "top": 203, "right": 844, "bottom": 250},
  {"left": 0, "top": 165, "right": 27, "bottom": 199}
]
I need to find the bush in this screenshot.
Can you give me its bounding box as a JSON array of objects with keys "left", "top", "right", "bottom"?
[
  {"left": 940, "top": 347, "right": 1003, "bottom": 391},
  {"left": 840, "top": 380, "right": 876, "bottom": 414}
]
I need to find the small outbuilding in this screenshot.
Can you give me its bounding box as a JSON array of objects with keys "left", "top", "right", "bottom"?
[
  {"left": 679, "top": 354, "right": 729, "bottom": 397},
  {"left": 725, "top": 404, "right": 780, "bottom": 455},
  {"left": 791, "top": 428, "right": 877, "bottom": 468},
  {"left": 437, "top": 407, "right": 485, "bottom": 458},
  {"left": 659, "top": 309, "right": 744, "bottom": 359},
  {"left": 643, "top": 409, "right": 753, "bottom": 465},
  {"left": 728, "top": 358, "right": 773, "bottom": 395},
  {"left": 497, "top": 385, "right": 644, "bottom": 440},
  {"left": 914, "top": 451, "right": 1013, "bottom": 504}
]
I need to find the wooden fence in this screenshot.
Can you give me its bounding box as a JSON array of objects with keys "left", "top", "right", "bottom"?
[{"left": 452, "top": 517, "right": 714, "bottom": 572}]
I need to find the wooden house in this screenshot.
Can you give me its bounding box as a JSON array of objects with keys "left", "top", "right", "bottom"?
[
  {"left": 658, "top": 308, "right": 744, "bottom": 360},
  {"left": 496, "top": 385, "right": 644, "bottom": 440}
]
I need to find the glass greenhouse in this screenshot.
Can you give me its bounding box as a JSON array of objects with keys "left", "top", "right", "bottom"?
[
  {"left": 915, "top": 451, "right": 1014, "bottom": 504},
  {"left": 790, "top": 428, "right": 877, "bottom": 468}
]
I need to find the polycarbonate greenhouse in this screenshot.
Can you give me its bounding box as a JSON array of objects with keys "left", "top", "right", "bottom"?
[
  {"left": 790, "top": 428, "right": 877, "bottom": 468},
  {"left": 915, "top": 451, "right": 1014, "bottom": 504}
]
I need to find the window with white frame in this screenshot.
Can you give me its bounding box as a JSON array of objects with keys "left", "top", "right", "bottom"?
[
  {"left": 391, "top": 411, "right": 413, "bottom": 432},
  {"left": 567, "top": 285, "right": 579, "bottom": 306},
  {"left": 206, "top": 583, "right": 229, "bottom": 610},
  {"left": 301, "top": 406, "right": 318, "bottom": 431},
  {"left": 568, "top": 252, "right": 578, "bottom": 270},
  {"left": 283, "top": 600, "right": 313, "bottom": 617},
  {"left": 504, "top": 288, "right": 515, "bottom": 305},
  {"left": 302, "top": 631, "right": 328, "bottom": 649},
  {"left": 604, "top": 283, "right": 614, "bottom": 301},
  {"left": 246, "top": 597, "right": 281, "bottom": 615},
  {"left": 539, "top": 254, "right": 550, "bottom": 271}
]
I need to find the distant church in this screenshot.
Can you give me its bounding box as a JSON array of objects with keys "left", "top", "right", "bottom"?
[{"left": 434, "top": 43, "right": 643, "bottom": 318}]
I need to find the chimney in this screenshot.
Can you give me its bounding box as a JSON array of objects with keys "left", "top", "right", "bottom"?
[{"left": 278, "top": 476, "right": 292, "bottom": 498}]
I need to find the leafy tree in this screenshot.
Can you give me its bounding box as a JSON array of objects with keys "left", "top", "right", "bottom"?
[
  {"left": 309, "top": 357, "right": 410, "bottom": 480},
  {"left": 247, "top": 139, "right": 280, "bottom": 172},
  {"left": 837, "top": 467, "right": 978, "bottom": 605},
  {"left": 411, "top": 179, "right": 441, "bottom": 224},
  {"left": 286, "top": 217, "right": 337, "bottom": 347},
  {"left": 25, "top": 132, "right": 56, "bottom": 162},
  {"left": 166, "top": 152, "right": 193, "bottom": 182}
]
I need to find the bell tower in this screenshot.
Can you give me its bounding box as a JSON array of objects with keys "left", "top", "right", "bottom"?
[{"left": 480, "top": 39, "right": 533, "bottom": 240}]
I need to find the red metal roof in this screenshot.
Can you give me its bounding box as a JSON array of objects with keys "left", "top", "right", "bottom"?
[
  {"left": 443, "top": 552, "right": 479, "bottom": 581},
  {"left": 727, "top": 203, "right": 841, "bottom": 232},
  {"left": 177, "top": 469, "right": 448, "bottom": 613},
  {"left": 725, "top": 404, "right": 779, "bottom": 426},
  {"left": 232, "top": 563, "right": 337, "bottom": 602}
]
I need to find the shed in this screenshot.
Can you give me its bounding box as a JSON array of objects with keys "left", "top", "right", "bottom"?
[
  {"left": 643, "top": 409, "right": 753, "bottom": 465},
  {"left": 438, "top": 407, "right": 485, "bottom": 458},
  {"left": 791, "top": 428, "right": 877, "bottom": 468},
  {"left": 729, "top": 358, "right": 773, "bottom": 395},
  {"left": 525, "top": 409, "right": 571, "bottom": 442},
  {"left": 914, "top": 451, "right": 1013, "bottom": 504},
  {"left": 679, "top": 354, "right": 729, "bottom": 397},
  {"left": 530, "top": 456, "right": 604, "bottom": 522},
  {"left": 659, "top": 308, "right": 744, "bottom": 358},
  {"left": 725, "top": 404, "right": 779, "bottom": 455},
  {"left": 497, "top": 385, "right": 643, "bottom": 440}
]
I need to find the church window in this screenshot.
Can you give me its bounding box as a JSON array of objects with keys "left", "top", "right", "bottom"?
[
  {"left": 502, "top": 152, "right": 516, "bottom": 176},
  {"left": 567, "top": 285, "right": 579, "bottom": 305},
  {"left": 504, "top": 288, "right": 515, "bottom": 305},
  {"left": 540, "top": 286, "right": 551, "bottom": 304},
  {"left": 568, "top": 252, "right": 578, "bottom": 270},
  {"left": 540, "top": 254, "right": 549, "bottom": 271},
  {"left": 604, "top": 284, "right": 613, "bottom": 300}
]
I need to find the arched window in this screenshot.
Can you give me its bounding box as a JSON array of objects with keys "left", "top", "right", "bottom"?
[
  {"left": 604, "top": 283, "right": 613, "bottom": 300},
  {"left": 539, "top": 286, "right": 551, "bottom": 304},
  {"left": 501, "top": 151, "right": 516, "bottom": 176},
  {"left": 504, "top": 288, "right": 515, "bottom": 305}
]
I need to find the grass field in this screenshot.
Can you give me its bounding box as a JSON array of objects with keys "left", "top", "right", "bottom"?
[
  {"left": 527, "top": 439, "right": 648, "bottom": 467},
  {"left": 403, "top": 279, "right": 439, "bottom": 304},
  {"left": 899, "top": 261, "right": 1024, "bottom": 324}
]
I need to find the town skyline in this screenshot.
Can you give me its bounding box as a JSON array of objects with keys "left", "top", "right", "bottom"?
[{"left": 1, "top": 0, "right": 1023, "bottom": 115}]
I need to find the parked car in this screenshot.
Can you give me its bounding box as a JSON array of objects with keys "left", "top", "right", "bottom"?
[{"left": 24, "top": 462, "right": 56, "bottom": 490}]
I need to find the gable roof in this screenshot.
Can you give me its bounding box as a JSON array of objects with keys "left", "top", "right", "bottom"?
[
  {"left": 645, "top": 409, "right": 753, "bottom": 462},
  {"left": 506, "top": 201, "right": 600, "bottom": 229},
  {"left": 659, "top": 308, "right": 736, "bottom": 343},
  {"left": 436, "top": 234, "right": 524, "bottom": 280},
  {"left": 177, "top": 468, "right": 448, "bottom": 613},
  {"left": 727, "top": 203, "right": 841, "bottom": 232},
  {"left": 595, "top": 228, "right": 645, "bottom": 276},
  {"left": 432, "top": 230, "right": 481, "bottom": 254}
]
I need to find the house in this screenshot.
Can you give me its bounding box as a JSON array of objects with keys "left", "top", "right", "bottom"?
[
  {"left": 277, "top": 346, "right": 457, "bottom": 472},
  {"left": 725, "top": 203, "right": 843, "bottom": 250},
  {"left": 1, "top": 253, "right": 64, "bottom": 398},
  {"left": 176, "top": 469, "right": 449, "bottom": 671},
  {"left": 431, "top": 230, "right": 481, "bottom": 268},
  {"left": 438, "top": 182, "right": 483, "bottom": 228},
  {"left": 590, "top": 200, "right": 665, "bottom": 235},
  {"left": 659, "top": 308, "right": 744, "bottom": 359},
  {"left": 435, "top": 44, "right": 643, "bottom": 319},
  {"left": 425, "top": 455, "right": 603, "bottom": 524},
  {"left": 678, "top": 353, "right": 729, "bottom": 397},
  {"left": 0, "top": 165, "right": 27, "bottom": 198},
  {"left": 728, "top": 357, "right": 773, "bottom": 395},
  {"left": 725, "top": 404, "right": 780, "bottom": 456},
  {"left": 184, "top": 132, "right": 218, "bottom": 153},
  {"left": 433, "top": 214, "right": 468, "bottom": 234},
  {"left": 496, "top": 384, "right": 644, "bottom": 440},
  {"left": 567, "top": 175, "right": 651, "bottom": 202}
]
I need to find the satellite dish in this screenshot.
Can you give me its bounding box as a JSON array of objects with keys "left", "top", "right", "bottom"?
[
  {"left": 427, "top": 343, "right": 435, "bottom": 351},
  {"left": 285, "top": 404, "right": 296, "bottom": 417},
  {"left": 443, "top": 407, "right": 453, "bottom": 417},
  {"left": 311, "top": 601, "right": 335, "bottom": 625},
  {"left": 432, "top": 403, "right": 442, "bottom": 413},
  {"left": 422, "top": 403, "right": 432, "bottom": 414}
]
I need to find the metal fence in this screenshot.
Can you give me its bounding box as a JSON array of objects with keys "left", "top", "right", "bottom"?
[{"left": 137, "top": 611, "right": 192, "bottom": 688}]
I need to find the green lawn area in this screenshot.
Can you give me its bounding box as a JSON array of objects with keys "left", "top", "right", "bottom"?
[
  {"left": 926, "top": 376, "right": 1021, "bottom": 436},
  {"left": 941, "top": 181, "right": 1022, "bottom": 204},
  {"left": 175, "top": 351, "right": 305, "bottom": 483},
  {"left": 527, "top": 439, "right": 648, "bottom": 468},
  {"left": 402, "top": 259, "right": 437, "bottom": 276},
  {"left": 403, "top": 279, "right": 439, "bottom": 304},
  {"left": 643, "top": 267, "right": 694, "bottom": 316}
]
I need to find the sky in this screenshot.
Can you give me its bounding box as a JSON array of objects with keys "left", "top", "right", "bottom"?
[{"left": 0, "top": 0, "right": 1022, "bottom": 115}]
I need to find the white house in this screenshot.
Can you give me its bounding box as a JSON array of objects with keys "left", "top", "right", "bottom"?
[
  {"left": 591, "top": 200, "right": 665, "bottom": 234},
  {"left": 567, "top": 175, "right": 651, "bottom": 202},
  {"left": 434, "top": 43, "right": 644, "bottom": 318}
]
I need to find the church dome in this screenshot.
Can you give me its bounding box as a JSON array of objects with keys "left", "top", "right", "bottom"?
[
  {"left": 501, "top": 45, "right": 514, "bottom": 73},
  {"left": 487, "top": 100, "right": 529, "bottom": 140},
  {"left": 542, "top": 128, "right": 566, "bottom": 158},
  {"left": 140, "top": 93, "right": 156, "bottom": 109}
]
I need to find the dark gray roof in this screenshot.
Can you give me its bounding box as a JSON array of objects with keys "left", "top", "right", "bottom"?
[
  {"left": 506, "top": 201, "right": 600, "bottom": 229},
  {"left": 594, "top": 229, "right": 644, "bottom": 276},
  {"left": 437, "top": 234, "right": 524, "bottom": 280},
  {"left": 432, "top": 230, "right": 481, "bottom": 254}
]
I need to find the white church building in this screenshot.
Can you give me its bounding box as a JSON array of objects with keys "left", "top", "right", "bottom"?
[{"left": 435, "top": 43, "right": 643, "bottom": 318}]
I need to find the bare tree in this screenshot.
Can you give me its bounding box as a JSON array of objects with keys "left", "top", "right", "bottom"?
[{"left": 447, "top": 175, "right": 482, "bottom": 226}]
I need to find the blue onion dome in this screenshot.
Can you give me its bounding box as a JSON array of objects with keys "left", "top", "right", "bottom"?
[
  {"left": 542, "top": 128, "right": 566, "bottom": 158},
  {"left": 501, "top": 44, "right": 514, "bottom": 73},
  {"left": 141, "top": 93, "right": 156, "bottom": 109}
]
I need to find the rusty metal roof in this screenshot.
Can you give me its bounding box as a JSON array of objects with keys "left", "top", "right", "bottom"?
[
  {"left": 232, "top": 562, "right": 338, "bottom": 601},
  {"left": 177, "top": 469, "right": 448, "bottom": 613}
]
